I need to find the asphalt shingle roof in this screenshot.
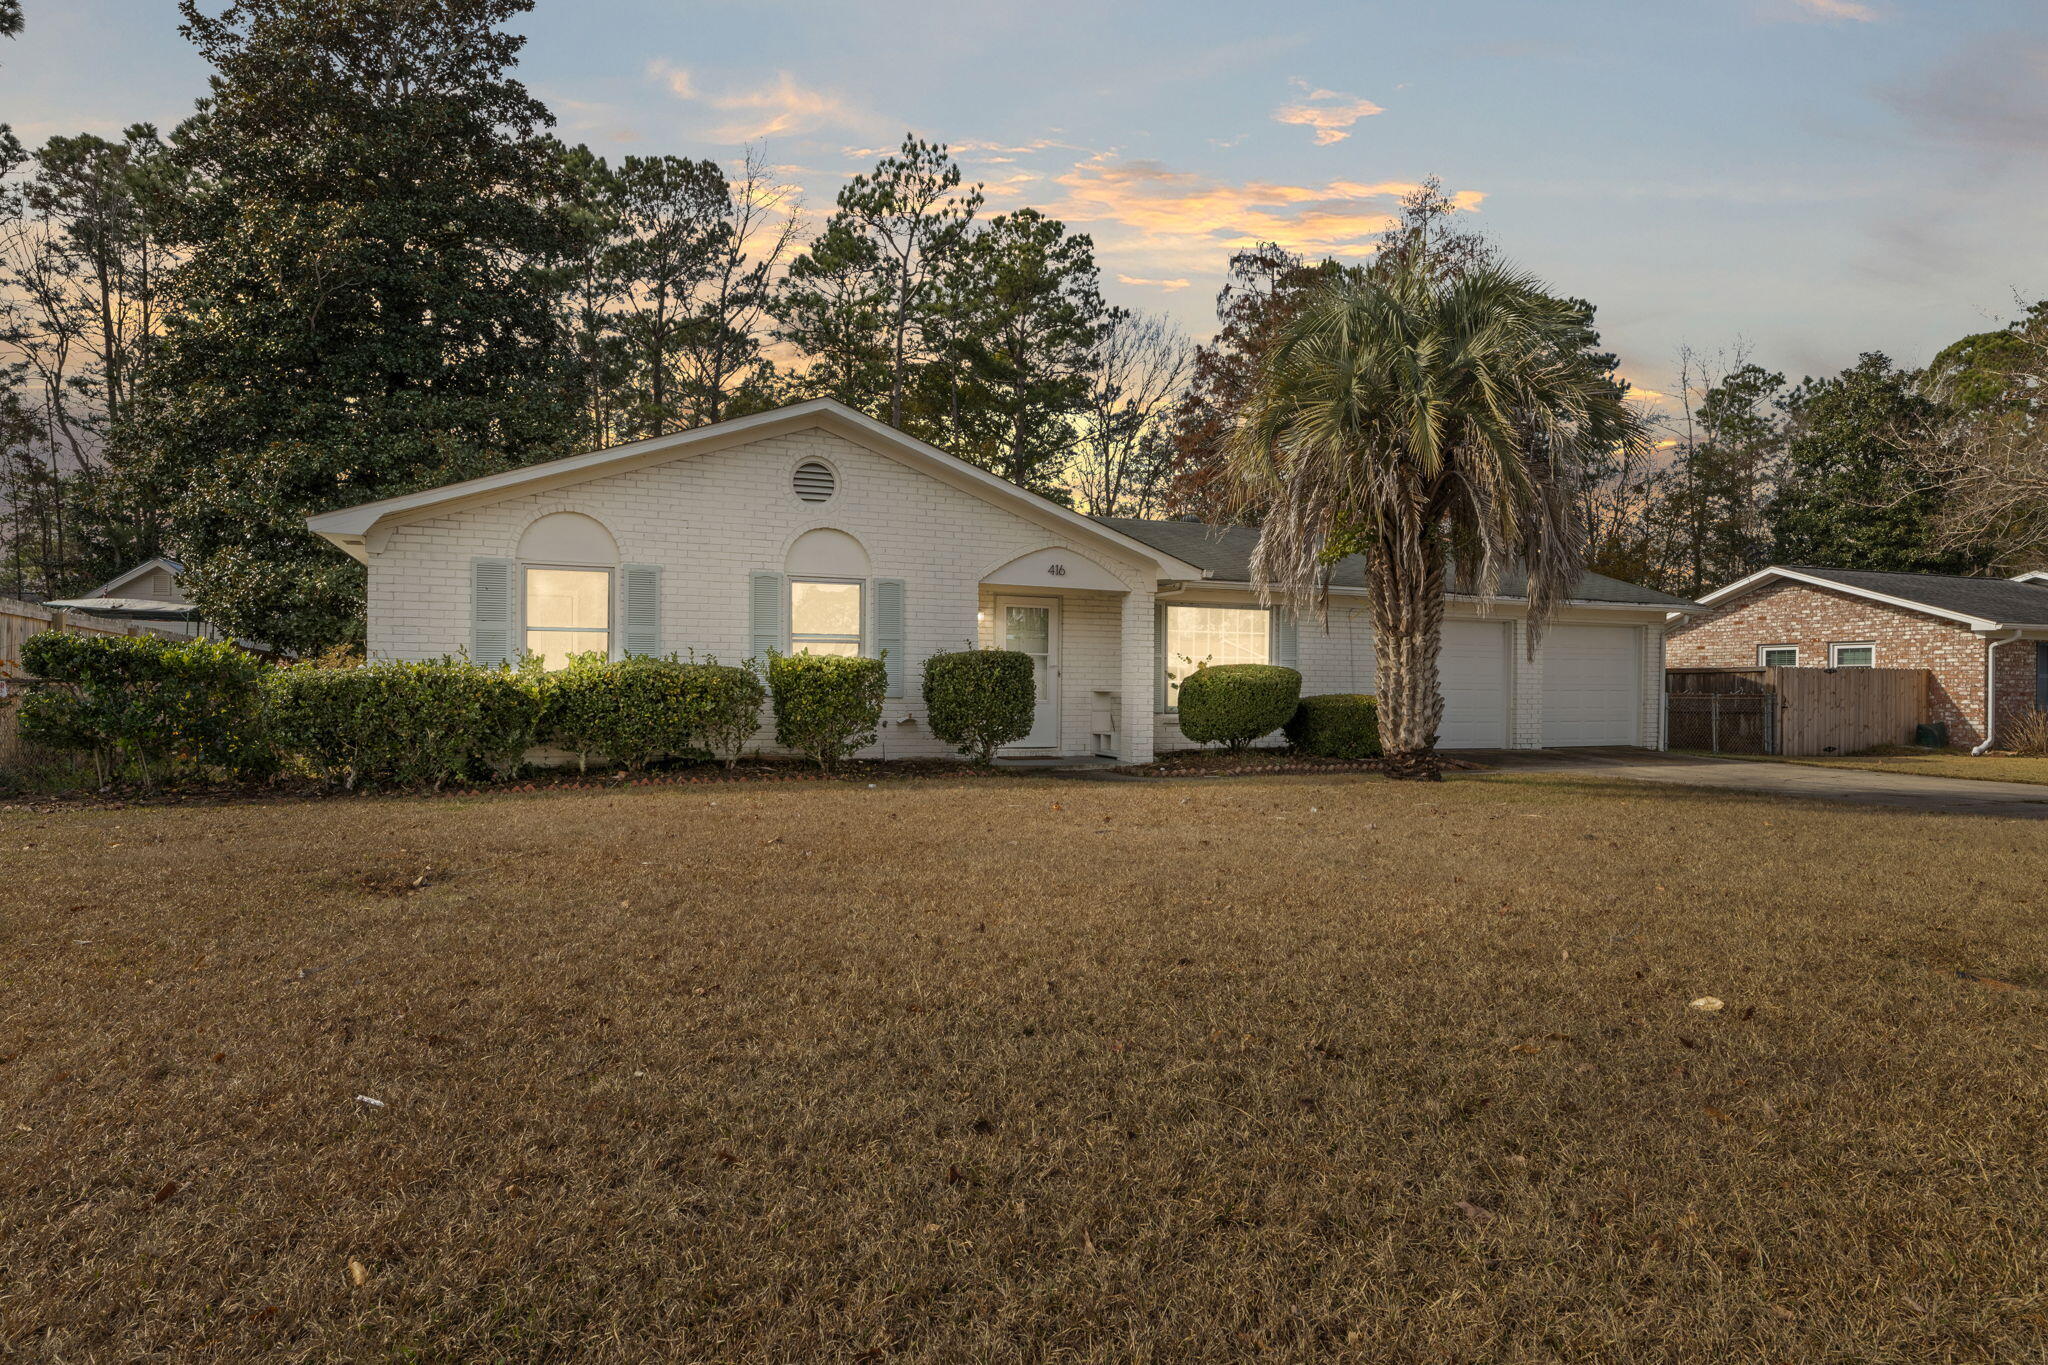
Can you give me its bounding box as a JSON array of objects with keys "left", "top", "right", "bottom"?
[
  {"left": 1778, "top": 565, "right": 2048, "bottom": 626},
  {"left": 1094, "top": 517, "right": 1698, "bottom": 608}
]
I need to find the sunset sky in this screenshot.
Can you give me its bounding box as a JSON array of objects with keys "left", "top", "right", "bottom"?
[{"left": 13, "top": 0, "right": 2047, "bottom": 406}]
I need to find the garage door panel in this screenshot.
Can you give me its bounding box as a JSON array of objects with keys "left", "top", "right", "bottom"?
[
  {"left": 1438, "top": 621, "right": 1509, "bottom": 748},
  {"left": 1541, "top": 625, "right": 1641, "bottom": 746}
]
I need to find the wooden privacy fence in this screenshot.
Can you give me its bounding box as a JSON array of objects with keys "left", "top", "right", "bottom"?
[
  {"left": 1666, "top": 667, "right": 1928, "bottom": 757},
  {"left": 0, "top": 596, "right": 192, "bottom": 762}
]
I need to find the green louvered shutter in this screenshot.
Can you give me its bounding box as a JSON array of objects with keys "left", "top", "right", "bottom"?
[
  {"left": 471, "top": 557, "right": 515, "bottom": 666},
  {"left": 622, "top": 564, "right": 661, "bottom": 657},
  {"left": 874, "top": 578, "right": 907, "bottom": 697},
  {"left": 749, "top": 571, "right": 785, "bottom": 663},
  {"left": 1272, "top": 610, "right": 1299, "bottom": 672},
  {"left": 1154, "top": 600, "right": 1169, "bottom": 713}
]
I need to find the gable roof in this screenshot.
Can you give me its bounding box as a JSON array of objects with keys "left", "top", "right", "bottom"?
[
  {"left": 1698, "top": 564, "right": 2048, "bottom": 630},
  {"left": 306, "top": 399, "right": 1207, "bottom": 578},
  {"left": 1096, "top": 517, "right": 1698, "bottom": 609},
  {"left": 90, "top": 557, "right": 185, "bottom": 599}
]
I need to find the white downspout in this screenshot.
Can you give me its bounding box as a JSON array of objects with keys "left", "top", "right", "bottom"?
[{"left": 1972, "top": 630, "right": 2023, "bottom": 755}]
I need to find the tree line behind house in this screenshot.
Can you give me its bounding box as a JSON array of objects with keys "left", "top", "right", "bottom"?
[{"left": 2, "top": 0, "right": 2043, "bottom": 662}]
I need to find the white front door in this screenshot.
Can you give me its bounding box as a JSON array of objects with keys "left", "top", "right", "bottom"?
[{"left": 998, "top": 596, "right": 1060, "bottom": 749}]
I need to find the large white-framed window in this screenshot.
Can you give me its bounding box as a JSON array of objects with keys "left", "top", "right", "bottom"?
[
  {"left": 1758, "top": 645, "right": 1799, "bottom": 668},
  {"left": 524, "top": 565, "right": 612, "bottom": 670},
  {"left": 1163, "top": 603, "right": 1271, "bottom": 709},
  {"left": 1829, "top": 642, "right": 1876, "bottom": 668},
  {"left": 790, "top": 577, "right": 864, "bottom": 656}
]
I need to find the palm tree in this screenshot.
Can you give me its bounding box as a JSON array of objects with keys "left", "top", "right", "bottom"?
[{"left": 1227, "top": 254, "right": 1647, "bottom": 780}]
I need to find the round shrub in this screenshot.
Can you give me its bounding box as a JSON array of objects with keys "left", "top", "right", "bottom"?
[
  {"left": 688, "top": 658, "right": 769, "bottom": 769},
  {"left": 922, "top": 649, "right": 1035, "bottom": 764},
  {"left": 1284, "top": 693, "right": 1381, "bottom": 759},
  {"left": 1176, "top": 663, "right": 1302, "bottom": 751},
  {"left": 769, "top": 652, "right": 887, "bottom": 771}
]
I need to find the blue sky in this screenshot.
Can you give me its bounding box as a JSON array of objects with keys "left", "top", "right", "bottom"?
[{"left": 11, "top": 0, "right": 2048, "bottom": 406}]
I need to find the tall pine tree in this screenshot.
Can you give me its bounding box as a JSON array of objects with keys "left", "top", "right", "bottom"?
[{"left": 143, "top": 0, "right": 575, "bottom": 651}]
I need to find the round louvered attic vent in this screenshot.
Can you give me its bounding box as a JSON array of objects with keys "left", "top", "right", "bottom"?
[{"left": 792, "top": 460, "right": 836, "bottom": 502}]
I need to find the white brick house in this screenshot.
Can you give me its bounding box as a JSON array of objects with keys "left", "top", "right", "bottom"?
[{"left": 306, "top": 399, "right": 1691, "bottom": 762}]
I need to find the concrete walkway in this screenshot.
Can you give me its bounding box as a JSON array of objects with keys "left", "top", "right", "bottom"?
[{"left": 1467, "top": 748, "right": 2048, "bottom": 818}]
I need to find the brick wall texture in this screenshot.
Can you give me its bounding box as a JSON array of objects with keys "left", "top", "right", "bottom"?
[{"left": 1665, "top": 579, "right": 2044, "bottom": 747}]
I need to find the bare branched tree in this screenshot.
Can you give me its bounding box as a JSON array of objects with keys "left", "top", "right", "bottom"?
[
  {"left": 1914, "top": 318, "right": 2048, "bottom": 569},
  {"left": 1070, "top": 308, "right": 1190, "bottom": 517}
]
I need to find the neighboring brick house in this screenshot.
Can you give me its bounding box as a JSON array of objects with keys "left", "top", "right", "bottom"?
[
  {"left": 1668, "top": 565, "right": 2048, "bottom": 748},
  {"left": 305, "top": 398, "right": 1690, "bottom": 763}
]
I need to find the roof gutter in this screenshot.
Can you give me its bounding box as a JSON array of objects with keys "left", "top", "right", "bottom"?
[{"left": 1972, "top": 630, "right": 2024, "bottom": 755}]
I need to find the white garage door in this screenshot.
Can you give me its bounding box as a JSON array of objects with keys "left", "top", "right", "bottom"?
[
  {"left": 1541, "top": 625, "right": 1642, "bottom": 747},
  {"left": 1438, "top": 621, "right": 1510, "bottom": 748}
]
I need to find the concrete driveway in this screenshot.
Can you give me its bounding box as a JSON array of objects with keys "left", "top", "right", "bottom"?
[{"left": 1466, "top": 748, "right": 2048, "bottom": 819}]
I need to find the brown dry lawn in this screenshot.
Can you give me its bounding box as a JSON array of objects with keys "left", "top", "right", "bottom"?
[{"left": 3, "top": 771, "right": 2046, "bottom": 1363}]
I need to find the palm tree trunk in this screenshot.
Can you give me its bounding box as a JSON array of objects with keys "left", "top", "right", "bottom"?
[{"left": 1371, "top": 535, "right": 1447, "bottom": 780}]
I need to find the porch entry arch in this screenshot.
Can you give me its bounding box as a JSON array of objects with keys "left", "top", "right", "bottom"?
[{"left": 980, "top": 546, "right": 1128, "bottom": 594}]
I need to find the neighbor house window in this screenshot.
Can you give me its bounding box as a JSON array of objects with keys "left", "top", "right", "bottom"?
[
  {"left": 525, "top": 566, "right": 611, "bottom": 670},
  {"left": 1164, "top": 603, "right": 1270, "bottom": 708},
  {"left": 790, "top": 578, "right": 863, "bottom": 656},
  {"left": 1829, "top": 643, "right": 1876, "bottom": 668},
  {"left": 1758, "top": 645, "right": 1798, "bottom": 667}
]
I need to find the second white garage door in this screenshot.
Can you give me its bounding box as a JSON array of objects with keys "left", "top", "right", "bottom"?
[
  {"left": 1438, "top": 621, "right": 1510, "bottom": 748},
  {"left": 1541, "top": 625, "right": 1643, "bottom": 746}
]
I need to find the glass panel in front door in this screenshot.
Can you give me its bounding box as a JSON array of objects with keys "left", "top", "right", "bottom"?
[{"left": 1005, "top": 606, "right": 1051, "bottom": 699}]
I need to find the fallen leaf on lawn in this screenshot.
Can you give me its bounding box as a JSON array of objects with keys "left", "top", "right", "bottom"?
[
  {"left": 1689, "top": 997, "right": 1725, "bottom": 1012},
  {"left": 152, "top": 1180, "right": 179, "bottom": 1204},
  {"left": 1703, "top": 1107, "right": 1733, "bottom": 1124},
  {"left": 347, "top": 1259, "right": 369, "bottom": 1288},
  {"left": 1455, "top": 1200, "right": 1495, "bottom": 1225},
  {"left": 1954, "top": 970, "right": 2018, "bottom": 991},
  {"left": 355, "top": 1095, "right": 385, "bottom": 1108},
  {"left": 1508, "top": 1043, "right": 1542, "bottom": 1054}
]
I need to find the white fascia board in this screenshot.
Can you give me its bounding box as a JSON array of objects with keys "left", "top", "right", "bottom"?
[
  {"left": 304, "top": 401, "right": 841, "bottom": 538},
  {"left": 807, "top": 406, "right": 1208, "bottom": 580},
  {"left": 305, "top": 397, "right": 1207, "bottom": 582},
  {"left": 1695, "top": 565, "right": 2003, "bottom": 630}
]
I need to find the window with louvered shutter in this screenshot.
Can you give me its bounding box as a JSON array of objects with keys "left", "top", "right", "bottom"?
[
  {"left": 471, "top": 558, "right": 515, "bottom": 666},
  {"left": 621, "top": 564, "right": 660, "bottom": 656},
  {"left": 873, "top": 579, "right": 906, "bottom": 696},
  {"left": 792, "top": 461, "right": 836, "bottom": 502}
]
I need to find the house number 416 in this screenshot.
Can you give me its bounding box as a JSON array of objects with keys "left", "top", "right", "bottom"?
[{"left": 1047, "top": 563, "right": 1066, "bottom": 576}]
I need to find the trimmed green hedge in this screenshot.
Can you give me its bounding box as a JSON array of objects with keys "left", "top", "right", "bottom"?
[
  {"left": 1285, "top": 693, "right": 1381, "bottom": 759},
  {"left": 536, "top": 653, "right": 764, "bottom": 772},
  {"left": 15, "top": 631, "right": 269, "bottom": 785},
  {"left": 922, "top": 649, "right": 1035, "bottom": 764},
  {"left": 769, "top": 652, "right": 887, "bottom": 771},
  {"left": 264, "top": 657, "right": 539, "bottom": 789},
  {"left": 1177, "top": 663, "right": 1302, "bottom": 751}
]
